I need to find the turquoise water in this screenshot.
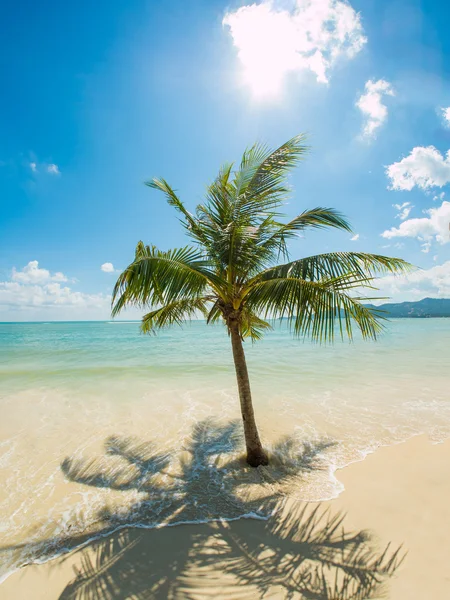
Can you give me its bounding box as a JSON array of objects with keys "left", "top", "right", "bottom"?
[
  {"left": 2, "top": 318, "right": 448, "bottom": 396},
  {"left": 1, "top": 319, "right": 449, "bottom": 578}
]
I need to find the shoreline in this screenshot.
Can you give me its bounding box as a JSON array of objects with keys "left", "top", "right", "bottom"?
[
  {"left": 1, "top": 434, "right": 449, "bottom": 599},
  {"left": 0, "top": 431, "right": 434, "bottom": 583}
]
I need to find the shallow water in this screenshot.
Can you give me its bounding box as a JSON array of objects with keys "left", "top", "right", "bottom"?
[{"left": 0, "top": 319, "right": 449, "bottom": 578}]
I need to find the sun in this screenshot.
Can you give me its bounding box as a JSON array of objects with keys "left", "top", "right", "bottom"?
[{"left": 223, "top": 3, "right": 302, "bottom": 100}]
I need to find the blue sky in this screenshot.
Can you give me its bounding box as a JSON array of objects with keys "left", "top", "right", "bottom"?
[{"left": 1, "top": 0, "right": 450, "bottom": 320}]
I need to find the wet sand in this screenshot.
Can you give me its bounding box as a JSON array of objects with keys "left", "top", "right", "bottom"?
[{"left": 1, "top": 435, "right": 449, "bottom": 599}]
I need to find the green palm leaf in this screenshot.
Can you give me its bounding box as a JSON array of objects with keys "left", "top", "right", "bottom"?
[
  {"left": 235, "top": 135, "right": 308, "bottom": 212},
  {"left": 257, "top": 252, "right": 411, "bottom": 283},
  {"left": 141, "top": 297, "right": 210, "bottom": 333},
  {"left": 245, "top": 275, "right": 386, "bottom": 342},
  {"left": 112, "top": 243, "right": 225, "bottom": 317},
  {"left": 258, "top": 208, "right": 352, "bottom": 260}
]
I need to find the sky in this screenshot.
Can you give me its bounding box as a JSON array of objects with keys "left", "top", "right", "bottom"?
[{"left": 1, "top": 0, "right": 450, "bottom": 321}]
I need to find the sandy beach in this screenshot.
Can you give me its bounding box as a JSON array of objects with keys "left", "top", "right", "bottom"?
[{"left": 1, "top": 434, "right": 448, "bottom": 599}]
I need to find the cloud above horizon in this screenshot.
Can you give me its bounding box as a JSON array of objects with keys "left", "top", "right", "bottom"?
[
  {"left": 386, "top": 146, "right": 450, "bottom": 191},
  {"left": 381, "top": 200, "right": 450, "bottom": 251},
  {"left": 12, "top": 260, "right": 68, "bottom": 284},
  {"left": 356, "top": 79, "right": 394, "bottom": 138},
  {"left": 223, "top": 0, "right": 366, "bottom": 98},
  {"left": 0, "top": 261, "right": 108, "bottom": 316},
  {"left": 376, "top": 260, "right": 450, "bottom": 301}
]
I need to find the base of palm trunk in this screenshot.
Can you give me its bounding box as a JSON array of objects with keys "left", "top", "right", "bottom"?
[{"left": 246, "top": 447, "right": 269, "bottom": 467}]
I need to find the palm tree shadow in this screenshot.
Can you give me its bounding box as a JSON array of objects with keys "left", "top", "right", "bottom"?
[
  {"left": 1, "top": 420, "right": 404, "bottom": 599},
  {"left": 61, "top": 437, "right": 171, "bottom": 491},
  {"left": 55, "top": 504, "right": 403, "bottom": 600},
  {"left": 198, "top": 503, "right": 404, "bottom": 599},
  {"left": 60, "top": 419, "right": 338, "bottom": 530}
]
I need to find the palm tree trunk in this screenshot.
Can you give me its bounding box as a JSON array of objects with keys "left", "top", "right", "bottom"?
[{"left": 229, "top": 321, "right": 269, "bottom": 467}]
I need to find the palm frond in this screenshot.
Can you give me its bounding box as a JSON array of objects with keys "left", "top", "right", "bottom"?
[
  {"left": 240, "top": 309, "right": 272, "bottom": 342},
  {"left": 245, "top": 276, "right": 387, "bottom": 342},
  {"left": 206, "top": 299, "right": 224, "bottom": 326},
  {"left": 111, "top": 243, "right": 223, "bottom": 317},
  {"left": 233, "top": 141, "right": 272, "bottom": 198},
  {"left": 258, "top": 208, "right": 352, "bottom": 260},
  {"left": 194, "top": 136, "right": 308, "bottom": 285},
  {"left": 233, "top": 134, "right": 309, "bottom": 217},
  {"left": 253, "top": 252, "right": 412, "bottom": 286},
  {"left": 141, "top": 297, "right": 210, "bottom": 334},
  {"left": 146, "top": 178, "right": 211, "bottom": 247}
]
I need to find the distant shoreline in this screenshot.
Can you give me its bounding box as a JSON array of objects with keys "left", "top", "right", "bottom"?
[{"left": 2, "top": 316, "right": 450, "bottom": 325}]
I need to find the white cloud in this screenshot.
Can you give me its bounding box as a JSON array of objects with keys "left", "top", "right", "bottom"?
[
  {"left": 356, "top": 79, "right": 394, "bottom": 138},
  {"left": 0, "top": 260, "right": 110, "bottom": 320},
  {"left": 376, "top": 260, "right": 450, "bottom": 302},
  {"left": 386, "top": 146, "right": 450, "bottom": 191},
  {"left": 393, "top": 201, "right": 413, "bottom": 220},
  {"left": 433, "top": 192, "right": 445, "bottom": 202},
  {"left": 350, "top": 233, "right": 359, "bottom": 241},
  {"left": 440, "top": 107, "right": 450, "bottom": 127},
  {"left": 0, "top": 281, "right": 106, "bottom": 310},
  {"left": 381, "top": 200, "right": 450, "bottom": 248},
  {"left": 11, "top": 261, "right": 68, "bottom": 284},
  {"left": 101, "top": 262, "right": 116, "bottom": 273},
  {"left": 223, "top": 0, "right": 366, "bottom": 98},
  {"left": 47, "top": 163, "right": 60, "bottom": 175},
  {"left": 27, "top": 160, "right": 60, "bottom": 176}
]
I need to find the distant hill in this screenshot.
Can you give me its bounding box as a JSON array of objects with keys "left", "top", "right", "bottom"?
[{"left": 365, "top": 298, "right": 450, "bottom": 318}]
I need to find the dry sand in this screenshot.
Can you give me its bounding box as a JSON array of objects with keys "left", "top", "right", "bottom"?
[{"left": 1, "top": 435, "right": 449, "bottom": 599}]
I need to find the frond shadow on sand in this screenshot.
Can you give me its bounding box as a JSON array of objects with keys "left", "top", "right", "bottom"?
[{"left": 1, "top": 419, "right": 404, "bottom": 599}]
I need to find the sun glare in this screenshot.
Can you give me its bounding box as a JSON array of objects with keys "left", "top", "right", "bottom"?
[
  {"left": 224, "top": 4, "right": 301, "bottom": 99},
  {"left": 223, "top": 0, "right": 367, "bottom": 100}
]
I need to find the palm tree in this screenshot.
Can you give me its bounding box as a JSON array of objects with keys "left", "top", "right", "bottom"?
[{"left": 112, "top": 135, "right": 410, "bottom": 467}]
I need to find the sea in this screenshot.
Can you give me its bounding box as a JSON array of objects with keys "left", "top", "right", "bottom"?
[{"left": 0, "top": 319, "right": 449, "bottom": 580}]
